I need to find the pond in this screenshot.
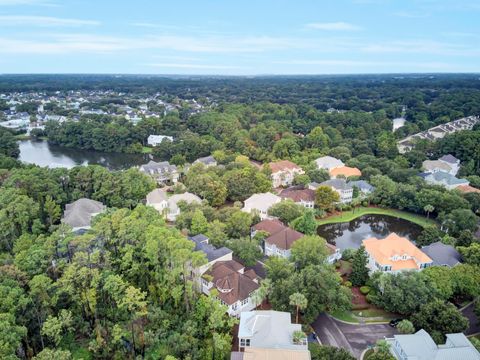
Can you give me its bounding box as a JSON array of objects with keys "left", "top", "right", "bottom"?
[
  {"left": 18, "top": 140, "right": 151, "bottom": 170},
  {"left": 317, "top": 214, "right": 423, "bottom": 251}
]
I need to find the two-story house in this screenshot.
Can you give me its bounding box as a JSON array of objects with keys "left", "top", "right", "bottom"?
[
  {"left": 146, "top": 188, "right": 169, "bottom": 214},
  {"left": 264, "top": 227, "right": 304, "bottom": 258},
  {"left": 318, "top": 179, "right": 354, "bottom": 203},
  {"left": 314, "top": 156, "right": 344, "bottom": 171},
  {"left": 201, "top": 260, "right": 260, "bottom": 317},
  {"left": 62, "top": 198, "right": 106, "bottom": 233},
  {"left": 166, "top": 192, "right": 202, "bottom": 221},
  {"left": 438, "top": 154, "right": 461, "bottom": 175},
  {"left": 234, "top": 311, "right": 310, "bottom": 359},
  {"left": 268, "top": 160, "right": 305, "bottom": 188},
  {"left": 139, "top": 160, "right": 179, "bottom": 184},
  {"left": 279, "top": 186, "right": 315, "bottom": 208},
  {"left": 363, "top": 233, "right": 433, "bottom": 273}
]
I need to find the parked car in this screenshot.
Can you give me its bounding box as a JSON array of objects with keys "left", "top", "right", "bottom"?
[{"left": 389, "top": 319, "right": 402, "bottom": 327}]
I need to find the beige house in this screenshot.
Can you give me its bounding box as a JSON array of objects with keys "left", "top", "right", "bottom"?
[
  {"left": 146, "top": 188, "right": 168, "bottom": 214},
  {"left": 242, "top": 192, "right": 281, "bottom": 220},
  {"left": 268, "top": 160, "right": 304, "bottom": 188}
]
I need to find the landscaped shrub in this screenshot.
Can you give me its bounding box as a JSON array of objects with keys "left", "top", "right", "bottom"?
[
  {"left": 344, "top": 281, "right": 352, "bottom": 288},
  {"left": 360, "top": 286, "right": 371, "bottom": 295},
  {"left": 341, "top": 248, "right": 356, "bottom": 261}
]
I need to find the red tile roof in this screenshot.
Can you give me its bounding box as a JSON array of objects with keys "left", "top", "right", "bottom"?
[{"left": 253, "top": 219, "right": 287, "bottom": 234}]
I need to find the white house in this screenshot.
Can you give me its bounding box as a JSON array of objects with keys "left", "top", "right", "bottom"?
[
  {"left": 167, "top": 192, "right": 202, "bottom": 221},
  {"left": 314, "top": 156, "right": 344, "bottom": 171},
  {"left": 242, "top": 193, "right": 281, "bottom": 220},
  {"left": 236, "top": 311, "right": 309, "bottom": 355},
  {"left": 363, "top": 233, "right": 433, "bottom": 273},
  {"left": 147, "top": 134, "right": 173, "bottom": 147},
  {"left": 268, "top": 160, "right": 304, "bottom": 188},
  {"left": 318, "top": 179, "right": 353, "bottom": 204},
  {"left": 146, "top": 188, "right": 169, "bottom": 214},
  {"left": 201, "top": 260, "right": 260, "bottom": 317},
  {"left": 279, "top": 187, "right": 315, "bottom": 209},
  {"left": 139, "top": 160, "right": 179, "bottom": 184},
  {"left": 438, "top": 154, "right": 461, "bottom": 176}
]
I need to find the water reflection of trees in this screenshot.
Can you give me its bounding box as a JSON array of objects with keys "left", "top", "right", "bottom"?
[{"left": 317, "top": 214, "right": 423, "bottom": 246}]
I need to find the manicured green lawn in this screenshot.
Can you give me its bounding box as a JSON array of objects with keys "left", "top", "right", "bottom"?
[
  {"left": 142, "top": 146, "right": 153, "bottom": 154},
  {"left": 352, "top": 308, "right": 397, "bottom": 319},
  {"left": 328, "top": 310, "right": 359, "bottom": 323},
  {"left": 317, "top": 206, "right": 436, "bottom": 228}
]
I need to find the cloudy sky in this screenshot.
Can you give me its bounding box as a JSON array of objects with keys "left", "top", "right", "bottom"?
[{"left": 0, "top": 0, "right": 479, "bottom": 74}]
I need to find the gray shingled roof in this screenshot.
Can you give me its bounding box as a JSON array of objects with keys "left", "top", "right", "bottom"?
[
  {"left": 439, "top": 154, "right": 459, "bottom": 164},
  {"left": 421, "top": 242, "right": 462, "bottom": 267},
  {"left": 320, "top": 179, "right": 352, "bottom": 191},
  {"left": 63, "top": 198, "right": 105, "bottom": 229},
  {"left": 348, "top": 180, "right": 374, "bottom": 192},
  {"left": 188, "top": 234, "right": 233, "bottom": 262}
]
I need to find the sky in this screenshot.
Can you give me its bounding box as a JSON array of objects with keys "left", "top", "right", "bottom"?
[{"left": 0, "top": 0, "right": 479, "bottom": 75}]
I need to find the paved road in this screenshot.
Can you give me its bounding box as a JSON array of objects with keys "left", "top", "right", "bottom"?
[
  {"left": 312, "top": 313, "right": 397, "bottom": 359},
  {"left": 463, "top": 302, "right": 480, "bottom": 335}
]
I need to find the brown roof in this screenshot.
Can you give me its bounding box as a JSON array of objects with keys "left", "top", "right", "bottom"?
[
  {"left": 279, "top": 188, "right": 315, "bottom": 203},
  {"left": 253, "top": 219, "right": 287, "bottom": 235},
  {"left": 204, "top": 260, "right": 259, "bottom": 305},
  {"left": 456, "top": 185, "right": 480, "bottom": 193},
  {"left": 266, "top": 227, "right": 304, "bottom": 250},
  {"left": 268, "top": 160, "right": 302, "bottom": 174}
]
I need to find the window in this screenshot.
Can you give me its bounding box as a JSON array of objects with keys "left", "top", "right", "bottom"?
[
  {"left": 240, "top": 338, "right": 251, "bottom": 347},
  {"left": 241, "top": 298, "right": 249, "bottom": 306}
]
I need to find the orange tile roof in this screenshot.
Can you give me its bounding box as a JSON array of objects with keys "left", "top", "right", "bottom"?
[
  {"left": 456, "top": 185, "right": 480, "bottom": 193},
  {"left": 363, "top": 233, "right": 432, "bottom": 270},
  {"left": 329, "top": 166, "right": 362, "bottom": 178},
  {"left": 268, "top": 160, "right": 302, "bottom": 173}
]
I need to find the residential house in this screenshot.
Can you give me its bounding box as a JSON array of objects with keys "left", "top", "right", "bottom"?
[
  {"left": 279, "top": 186, "right": 315, "bottom": 208},
  {"left": 264, "top": 227, "right": 304, "bottom": 258},
  {"left": 268, "top": 160, "right": 305, "bottom": 188},
  {"left": 329, "top": 166, "right": 362, "bottom": 179},
  {"left": 348, "top": 180, "right": 375, "bottom": 197},
  {"left": 242, "top": 193, "right": 281, "bottom": 220},
  {"left": 438, "top": 154, "right": 460, "bottom": 175},
  {"left": 422, "top": 160, "right": 454, "bottom": 175},
  {"left": 201, "top": 260, "right": 260, "bottom": 317},
  {"left": 146, "top": 188, "right": 168, "bottom": 214},
  {"left": 147, "top": 134, "right": 173, "bottom": 146},
  {"left": 62, "top": 198, "right": 106, "bottom": 233},
  {"left": 314, "top": 156, "right": 344, "bottom": 171},
  {"left": 231, "top": 348, "right": 311, "bottom": 360},
  {"left": 194, "top": 155, "right": 217, "bottom": 167},
  {"left": 251, "top": 218, "right": 287, "bottom": 238},
  {"left": 139, "top": 160, "right": 179, "bottom": 184},
  {"left": 235, "top": 311, "right": 309, "bottom": 356},
  {"left": 326, "top": 243, "right": 342, "bottom": 264},
  {"left": 423, "top": 171, "right": 469, "bottom": 190},
  {"left": 386, "top": 329, "right": 480, "bottom": 360},
  {"left": 166, "top": 192, "right": 202, "bottom": 221},
  {"left": 188, "top": 234, "right": 233, "bottom": 277},
  {"left": 363, "top": 233, "right": 433, "bottom": 273},
  {"left": 319, "top": 179, "right": 353, "bottom": 203},
  {"left": 421, "top": 242, "right": 462, "bottom": 267}
]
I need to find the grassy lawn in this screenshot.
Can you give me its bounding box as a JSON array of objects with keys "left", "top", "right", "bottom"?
[
  {"left": 317, "top": 206, "right": 436, "bottom": 228},
  {"left": 142, "top": 146, "right": 153, "bottom": 154},
  {"left": 328, "top": 310, "right": 359, "bottom": 323},
  {"left": 352, "top": 308, "right": 397, "bottom": 319}
]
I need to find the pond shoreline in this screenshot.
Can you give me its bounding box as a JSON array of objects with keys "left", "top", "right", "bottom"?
[{"left": 316, "top": 206, "right": 436, "bottom": 229}]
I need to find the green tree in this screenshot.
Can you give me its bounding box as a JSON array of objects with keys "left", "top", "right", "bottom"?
[
  {"left": 442, "top": 209, "right": 478, "bottom": 237},
  {"left": 411, "top": 299, "right": 469, "bottom": 343},
  {"left": 291, "top": 209, "right": 317, "bottom": 235},
  {"left": 290, "top": 235, "right": 328, "bottom": 269},
  {"left": 44, "top": 195, "right": 61, "bottom": 227},
  {"left": 190, "top": 209, "right": 209, "bottom": 235},
  {"left": 349, "top": 246, "right": 369, "bottom": 286},
  {"left": 0, "top": 312, "right": 27, "bottom": 359},
  {"left": 268, "top": 200, "right": 305, "bottom": 224},
  {"left": 33, "top": 349, "right": 72, "bottom": 360},
  {"left": 227, "top": 238, "right": 262, "bottom": 267},
  {"left": 423, "top": 204, "right": 434, "bottom": 219},
  {"left": 315, "top": 186, "right": 340, "bottom": 211},
  {"left": 397, "top": 319, "right": 415, "bottom": 334},
  {"left": 289, "top": 292, "right": 308, "bottom": 324},
  {"left": 309, "top": 343, "right": 355, "bottom": 360},
  {"left": 458, "top": 242, "right": 480, "bottom": 265}
]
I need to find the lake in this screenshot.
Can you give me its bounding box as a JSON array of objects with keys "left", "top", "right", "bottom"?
[
  {"left": 317, "top": 214, "right": 423, "bottom": 251},
  {"left": 18, "top": 140, "right": 151, "bottom": 170}
]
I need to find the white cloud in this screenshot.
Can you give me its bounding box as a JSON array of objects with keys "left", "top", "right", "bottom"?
[
  {"left": 0, "top": 15, "right": 99, "bottom": 26},
  {"left": 361, "top": 40, "right": 480, "bottom": 56},
  {"left": 394, "top": 11, "right": 429, "bottom": 18},
  {"left": 306, "top": 22, "right": 362, "bottom": 31},
  {"left": 275, "top": 59, "right": 457, "bottom": 70}
]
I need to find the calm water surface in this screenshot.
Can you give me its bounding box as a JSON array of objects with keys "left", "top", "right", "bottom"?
[
  {"left": 317, "top": 214, "right": 422, "bottom": 250},
  {"left": 18, "top": 140, "right": 150, "bottom": 170}
]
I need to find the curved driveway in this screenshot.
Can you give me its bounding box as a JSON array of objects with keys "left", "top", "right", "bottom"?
[{"left": 312, "top": 313, "right": 397, "bottom": 359}]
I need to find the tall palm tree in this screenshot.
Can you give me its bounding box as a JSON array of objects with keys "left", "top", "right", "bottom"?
[
  {"left": 251, "top": 279, "right": 272, "bottom": 309},
  {"left": 289, "top": 292, "right": 308, "bottom": 324},
  {"left": 424, "top": 204, "right": 434, "bottom": 219}
]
